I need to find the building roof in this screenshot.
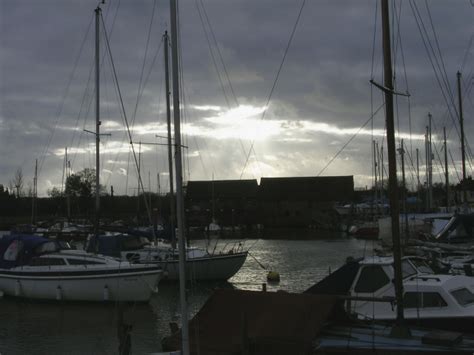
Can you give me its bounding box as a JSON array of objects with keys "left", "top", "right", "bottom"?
[
  {"left": 186, "top": 179, "right": 258, "bottom": 200},
  {"left": 259, "top": 176, "right": 354, "bottom": 201}
]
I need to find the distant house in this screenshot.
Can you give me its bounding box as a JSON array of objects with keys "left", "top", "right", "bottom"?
[
  {"left": 185, "top": 180, "right": 259, "bottom": 228},
  {"left": 258, "top": 176, "right": 354, "bottom": 228}
]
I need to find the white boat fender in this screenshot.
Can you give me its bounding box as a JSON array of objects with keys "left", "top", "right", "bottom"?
[
  {"left": 267, "top": 271, "right": 280, "bottom": 282},
  {"left": 103, "top": 285, "right": 109, "bottom": 301},
  {"left": 15, "top": 280, "right": 21, "bottom": 296},
  {"left": 56, "top": 285, "right": 62, "bottom": 301}
]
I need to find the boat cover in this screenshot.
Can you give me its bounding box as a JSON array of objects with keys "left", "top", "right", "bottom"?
[
  {"left": 161, "top": 289, "right": 346, "bottom": 355},
  {"left": 0, "top": 234, "right": 50, "bottom": 269},
  {"left": 304, "top": 260, "right": 360, "bottom": 295},
  {"left": 87, "top": 234, "right": 149, "bottom": 257},
  {"left": 435, "top": 213, "right": 474, "bottom": 243}
]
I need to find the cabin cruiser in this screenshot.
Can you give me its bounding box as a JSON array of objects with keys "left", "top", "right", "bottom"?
[
  {"left": 0, "top": 234, "right": 162, "bottom": 302},
  {"left": 306, "top": 256, "right": 474, "bottom": 332},
  {"left": 86, "top": 233, "right": 248, "bottom": 281}
]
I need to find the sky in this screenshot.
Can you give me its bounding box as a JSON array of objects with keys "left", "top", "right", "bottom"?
[{"left": 0, "top": 0, "right": 473, "bottom": 197}]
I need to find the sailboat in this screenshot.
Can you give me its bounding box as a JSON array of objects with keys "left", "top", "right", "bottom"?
[
  {"left": 0, "top": 4, "right": 163, "bottom": 303},
  {"left": 87, "top": 27, "right": 247, "bottom": 283}
]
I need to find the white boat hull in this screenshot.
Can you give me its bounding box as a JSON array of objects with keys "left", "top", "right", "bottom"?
[
  {"left": 158, "top": 252, "right": 247, "bottom": 281},
  {"left": 0, "top": 266, "right": 162, "bottom": 302}
]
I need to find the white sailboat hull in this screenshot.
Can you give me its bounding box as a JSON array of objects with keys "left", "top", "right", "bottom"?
[
  {"left": 0, "top": 266, "right": 162, "bottom": 302},
  {"left": 159, "top": 252, "right": 248, "bottom": 281}
]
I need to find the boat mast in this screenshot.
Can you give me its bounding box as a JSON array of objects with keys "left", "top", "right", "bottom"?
[
  {"left": 457, "top": 71, "right": 467, "bottom": 209},
  {"left": 373, "top": 140, "right": 378, "bottom": 215},
  {"left": 31, "top": 159, "right": 38, "bottom": 225},
  {"left": 428, "top": 113, "right": 433, "bottom": 211},
  {"left": 444, "top": 127, "right": 449, "bottom": 210},
  {"left": 164, "top": 31, "right": 177, "bottom": 250},
  {"left": 398, "top": 139, "right": 408, "bottom": 241},
  {"left": 95, "top": 6, "right": 101, "bottom": 236},
  {"left": 169, "top": 0, "right": 190, "bottom": 353},
  {"left": 416, "top": 148, "right": 420, "bottom": 212},
  {"left": 380, "top": 0, "right": 407, "bottom": 335}
]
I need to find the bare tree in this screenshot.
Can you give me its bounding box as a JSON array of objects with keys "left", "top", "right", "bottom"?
[{"left": 11, "top": 168, "right": 24, "bottom": 198}]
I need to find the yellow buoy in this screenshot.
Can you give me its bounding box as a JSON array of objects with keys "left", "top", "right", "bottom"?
[{"left": 267, "top": 271, "right": 280, "bottom": 282}]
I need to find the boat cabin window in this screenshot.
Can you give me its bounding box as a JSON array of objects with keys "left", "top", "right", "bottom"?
[
  {"left": 3, "top": 240, "right": 24, "bottom": 261},
  {"left": 29, "top": 257, "right": 66, "bottom": 266},
  {"left": 450, "top": 288, "right": 474, "bottom": 306},
  {"left": 354, "top": 265, "right": 390, "bottom": 293},
  {"left": 34, "top": 241, "right": 59, "bottom": 255},
  {"left": 404, "top": 292, "right": 447, "bottom": 308},
  {"left": 66, "top": 258, "right": 103, "bottom": 265},
  {"left": 409, "top": 258, "right": 433, "bottom": 274},
  {"left": 401, "top": 260, "right": 417, "bottom": 278}
]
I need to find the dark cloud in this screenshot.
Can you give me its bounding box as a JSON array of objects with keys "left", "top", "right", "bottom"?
[{"left": 1, "top": 0, "right": 472, "bottom": 195}]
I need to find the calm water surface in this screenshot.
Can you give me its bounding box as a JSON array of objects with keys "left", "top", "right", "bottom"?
[{"left": 0, "top": 234, "right": 377, "bottom": 354}]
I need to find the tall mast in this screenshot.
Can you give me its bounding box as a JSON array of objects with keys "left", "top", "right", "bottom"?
[
  {"left": 416, "top": 148, "right": 420, "bottom": 212},
  {"left": 31, "top": 159, "right": 38, "bottom": 225},
  {"left": 444, "top": 127, "right": 449, "bottom": 210},
  {"left": 398, "top": 140, "right": 408, "bottom": 241},
  {"left": 380, "top": 145, "right": 384, "bottom": 202},
  {"left": 137, "top": 141, "right": 142, "bottom": 221},
  {"left": 94, "top": 6, "right": 101, "bottom": 236},
  {"left": 164, "top": 31, "right": 177, "bottom": 250},
  {"left": 457, "top": 71, "right": 467, "bottom": 208},
  {"left": 66, "top": 147, "right": 71, "bottom": 221},
  {"left": 373, "top": 140, "right": 378, "bottom": 215},
  {"left": 428, "top": 113, "right": 433, "bottom": 211},
  {"left": 380, "top": 0, "right": 406, "bottom": 333},
  {"left": 169, "top": 0, "right": 190, "bottom": 353}
]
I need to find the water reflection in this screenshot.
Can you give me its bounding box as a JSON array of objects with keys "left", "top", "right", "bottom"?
[{"left": 0, "top": 237, "right": 372, "bottom": 354}]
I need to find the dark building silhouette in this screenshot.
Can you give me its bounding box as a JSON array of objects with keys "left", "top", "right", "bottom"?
[
  {"left": 258, "top": 176, "right": 354, "bottom": 228},
  {"left": 185, "top": 180, "right": 259, "bottom": 229},
  {"left": 185, "top": 176, "right": 354, "bottom": 230}
]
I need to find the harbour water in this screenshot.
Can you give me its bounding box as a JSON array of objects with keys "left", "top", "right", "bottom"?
[{"left": 0, "top": 234, "right": 375, "bottom": 354}]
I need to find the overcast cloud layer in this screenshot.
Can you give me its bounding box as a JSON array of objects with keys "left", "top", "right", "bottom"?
[{"left": 0, "top": 0, "right": 472, "bottom": 196}]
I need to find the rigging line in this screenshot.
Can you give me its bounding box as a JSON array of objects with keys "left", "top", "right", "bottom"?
[
  {"left": 102, "top": 40, "right": 129, "bottom": 188},
  {"left": 317, "top": 103, "right": 385, "bottom": 177},
  {"left": 37, "top": 15, "right": 94, "bottom": 178},
  {"left": 370, "top": 0, "right": 379, "bottom": 79},
  {"left": 177, "top": 20, "right": 192, "bottom": 183},
  {"left": 195, "top": 0, "right": 231, "bottom": 108},
  {"left": 413, "top": 1, "right": 460, "bottom": 122},
  {"left": 417, "top": 1, "right": 457, "bottom": 114},
  {"left": 405, "top": 148, "right": 421, "bottom": 187},
  {"left": 240, "top": 0, "right": 307, "bottom": 179},
  {"left": 195, "top": 1, "right": 253, "bottom": 171},
  {"left": 70, "top": 56, "right": 95, "bottom": 169},
  {"left": 424, "top": 1, "right": 459, "bottom": 118},
  {"left": 108, "top": 16, "right": 165, "bottom": 189},
  {"left": 460, "top": 33, "right": 473, "bottom": 72},
  {"left": 449, "top": 149, "right": 462, "bottom": 183},
  {"left": 394, "top": 0, "right": 414, "bottom": 158},
  {"left": 100, "top": 13, "right": 153, "bottom": 226},
  {"left": 198, "top": 0, "right": 238, "bottom": 106},
  {"left": 408, "top": 0, "right": 461, "bottom": 140},
  {"left": 130, "top": 0, "right": 158, "bottom": 129},
  {"left": 125, "top": 148, "right": 131, "bottom": 195},
  {"left": 108, "top": 40, "right": 165, "bottom": 187}
]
